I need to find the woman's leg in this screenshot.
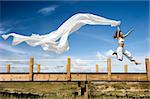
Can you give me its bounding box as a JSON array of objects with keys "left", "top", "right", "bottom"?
[
  {"left": 123, "top": 50, "right": 140, "bottom": 65},
  {"left": 116, "top": 47, "right": 123, "bottom": 61}
]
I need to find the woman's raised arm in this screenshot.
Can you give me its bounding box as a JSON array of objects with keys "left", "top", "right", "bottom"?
[
  {"left": 123, "top": 28, "right": 134, "bottom": 38},
  {"left": 116, "top": 26, "right": 120, "bottom": 38}
]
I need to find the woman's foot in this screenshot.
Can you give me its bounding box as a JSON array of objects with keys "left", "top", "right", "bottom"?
[
  {"left": 131, "top": 60, "right": 141, "bottom": 65},
  {"left": 135, "top": 62, "right": 141, "bottom": 65},
  {"left": 112, "top": 52, "right": 117, "bottom": 56}
]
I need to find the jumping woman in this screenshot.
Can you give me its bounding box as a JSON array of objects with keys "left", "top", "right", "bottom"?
[{"left": 112, "top": 26, "right": 140, "bottom": 65}]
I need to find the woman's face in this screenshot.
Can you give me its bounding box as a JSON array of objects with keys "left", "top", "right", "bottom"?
[{"left": 119, "top": 32, "right": 123, "bottom": 38}]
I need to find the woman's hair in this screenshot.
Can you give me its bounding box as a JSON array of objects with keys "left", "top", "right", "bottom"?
[{"left": 113, "top": 30, "right": 122, "bottom": 38}]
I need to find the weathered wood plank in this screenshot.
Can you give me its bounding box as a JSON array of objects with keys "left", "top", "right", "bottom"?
[
  {"left": 145, "top": 58, "right": 150, "bottom": 81},
  {"left": 87, "top": 74, "right": 107, "bottom": 81},
  {"left": 34, "top": 74, "right": 67, "bottom": 81},
  {"left": 29, "top": 58, "right": 34, "bottom": 81},
  {"left": 67, "top": 57, "right": 71, "bottom": 81},
  {"left": 96, "top": 64, "right": 99, "bottom": 73},
  {"left": 0, "top": 74, "right": 30, "bottom": 81},
  {"left": 111, "top": 74, "right": 147, "bottom": 81},
  {"left": 37, "top": 64, "right": 40, "bottom": 73},
  {"left": 0, "top": 73, "right": 148, "bottom": 81},
  {"left": 6, "top": 64, "right": 10, "bottom": 73},
  {"left": 71, "top": 74, "right": 87, "bottom": 81},
  {"left": 107, "top": 58, "right": 111, "bottom": 80},
  {"left": 124, "top": 64, "right": 128, "bottom": 73}
]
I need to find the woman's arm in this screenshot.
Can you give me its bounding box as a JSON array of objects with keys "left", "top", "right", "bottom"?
[
  {"left": 116, "top": 26, "right": 120, "bottom": 38},
  {"left": 123, "top": 28, "right": 134, "bottom": 38}
]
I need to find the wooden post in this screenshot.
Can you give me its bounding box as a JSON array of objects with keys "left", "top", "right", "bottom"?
[
  {"left": 67, "top": 57, "right": 71, "bottom": 81},
  {"left": 78, "top": 81, "right": 81, "bottom": 87},
  {"left": 37, "top": 64, "right": 40, "bottom": 73},
  {"left": 124, "top": 64, "right": 128, "bottom": 73},
  {"left": 78, "top": 81, "right": 82, "bottom": 96},
  {"left": 80, "top": 81, "right": 86, "bottom": 96},
  {"left": 6, "top": 64, "right": 10, "bottom": 73},
  {"left": 145, "top": 58, "right": 150, "bottom": 81},
  {"left": 88, "top": 81, "right": 91, "bottom": 96},
  {"left": 96, "top": 64, "right": 99, "bottom": 73},
  {"left": 84, "top": 81, "right": 88, "bottom": 99},
  {"left": 29, "top": 58, "right": 34, "bottom": 81},
  {"left": 107, "top": 58, "right": 111, "bottom": 80},
  {"left": 80, "top": 82, "right": 84, "bottom": 96}
]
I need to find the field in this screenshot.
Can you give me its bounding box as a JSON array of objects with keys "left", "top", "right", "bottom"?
[
  {"left": 0, "top": 58, "right": 149, "bottom": 98},
  {"left": 0, "top": 82, "right": 150, "bottom": 99}
]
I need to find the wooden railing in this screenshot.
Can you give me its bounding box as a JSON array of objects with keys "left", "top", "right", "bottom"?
[{"left": 0, "top": 58, "right": 149, "bottom": 82}]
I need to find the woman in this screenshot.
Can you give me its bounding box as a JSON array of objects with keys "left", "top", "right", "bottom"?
[{"left": 112, "top": 26, "right": 140, "bottom": 65}]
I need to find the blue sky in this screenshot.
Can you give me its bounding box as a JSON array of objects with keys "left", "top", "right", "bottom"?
[{"left": 0, "top": 1, "right": 149, "bottom": 71}]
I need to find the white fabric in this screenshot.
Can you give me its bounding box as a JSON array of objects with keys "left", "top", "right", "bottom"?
[
  {"left": 116, "top": 46, "right": 134, "bottom": 61},
  {"left": 2, "top": 13, "right": 120, "bottom": 54}
]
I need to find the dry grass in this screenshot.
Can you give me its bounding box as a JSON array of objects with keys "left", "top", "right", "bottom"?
[{"left": 0, "top": 82, "right": 150, "bottom": 98}]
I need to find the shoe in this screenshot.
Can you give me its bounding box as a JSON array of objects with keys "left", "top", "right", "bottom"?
[
  {"left": 112, "top": 52, "right": 117, "bottom": 56},
  {"left": 135, "top": 62, "right": 141, "bottom": 65},
  {"left": 119, "top": 59, "right": 123, "bottom": 61}
]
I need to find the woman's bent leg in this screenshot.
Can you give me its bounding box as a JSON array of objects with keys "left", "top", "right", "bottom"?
[
  {"left": 123, "top": 50, "right": 134, "bottom": 61},
  {"left": 123, "top": 50, "right": 140, "bottom": 65},
  {"left": 116, "top": 47, "right": 123, "bottom": 61}
]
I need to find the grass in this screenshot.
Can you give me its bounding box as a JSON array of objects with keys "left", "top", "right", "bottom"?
[
  {"left": 0, "top": 82, "right": 77, "bottom": 95},
  {"left": 0, "top": 82, "right": 150, "bottom": 98}
]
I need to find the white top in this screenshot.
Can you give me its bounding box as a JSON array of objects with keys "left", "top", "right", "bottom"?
[{"left": 118, "top": 38, "right": 124, "bottom": 44}]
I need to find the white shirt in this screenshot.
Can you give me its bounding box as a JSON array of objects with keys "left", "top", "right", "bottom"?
[{"left": 118, "top": 38, "right": 124, "bottom": 44}]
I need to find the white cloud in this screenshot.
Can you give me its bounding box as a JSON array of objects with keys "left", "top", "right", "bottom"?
[
  {"left": 0, "top": 43, "right": 25, "bottom": 54},
  {"left": 96, "top": 52, "right": 107, "bottom": 61},
  {"left": 73, "top": 58, "right": 88, "bottom": 66},
  {"left": 96, "top": 50, "right": 116, "bottom": 60},
  {"left": 38, "top": 5, "right": 58, "bottom": 15},
  {"left": 105, "top": 49, "right": 116, "bottom": 58}
]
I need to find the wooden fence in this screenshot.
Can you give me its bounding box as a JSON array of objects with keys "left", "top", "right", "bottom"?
[
  {"left": 0, "top": 57, "right": 149, "bottom": 82},
  {"left": 0, "top": 57, "right": 149, "bottom": 98}
]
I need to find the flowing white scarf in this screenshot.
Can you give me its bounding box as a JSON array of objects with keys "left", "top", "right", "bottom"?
[{"left": 2, "top": 13, "right": 120, "bottom": 53}]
